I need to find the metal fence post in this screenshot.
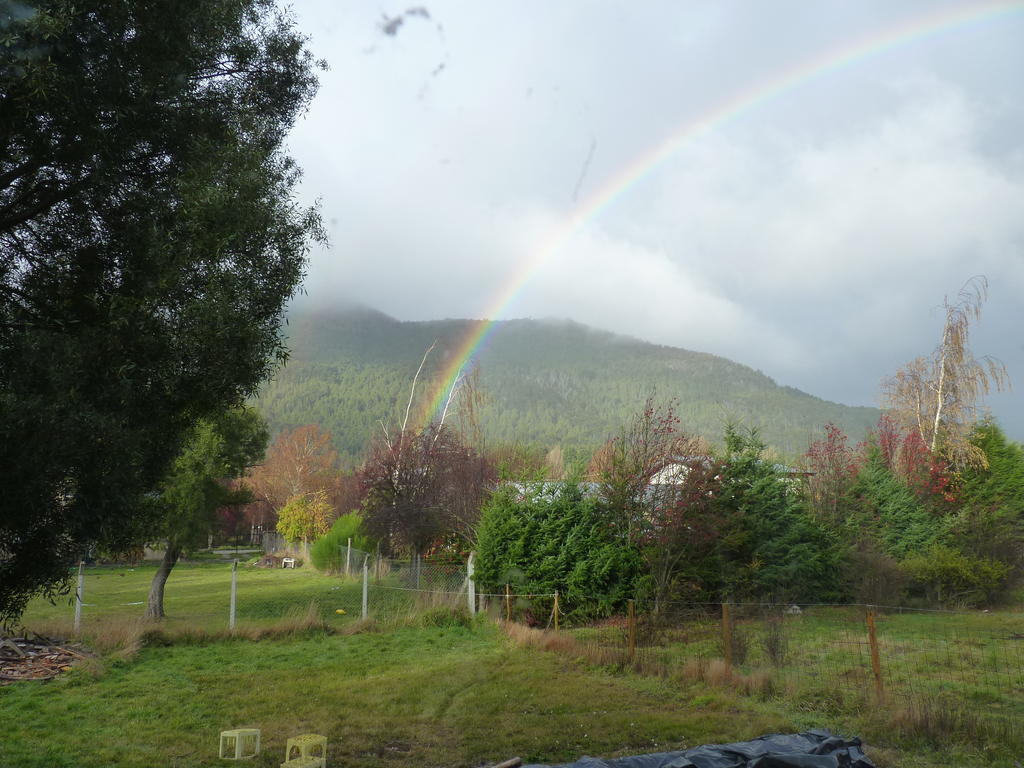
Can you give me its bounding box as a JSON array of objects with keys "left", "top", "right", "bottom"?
[
  {"left": 73, "top": 561, "right": 85, "bottom": 633},
  {"left": 505, "top": 584, "right": 511, "bottom": 622},
  {"left": 346, "top": 538, "right": 352, "bottom": 577},
  {"left": 467, "top": 553, "right": 476, "bottom": 615},
  {"left": 361, "top": 556, "right": 369, "bottom": 619},
  {"left": 229, "top": 559, "right": 238, "bottom": 630}
]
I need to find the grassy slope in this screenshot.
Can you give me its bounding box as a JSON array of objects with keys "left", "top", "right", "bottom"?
[
  {"left": 2, "top": 621, "right": 1015, "bottom": 768},
  {"left": 5, "top": 566, "right": 1019, "bottom": 767},
  {"left": 255, "top": 307, "right": 880, "bottom": 464},
  {"left": 1, "top": 624, "right": 783, "bottom": 768}
]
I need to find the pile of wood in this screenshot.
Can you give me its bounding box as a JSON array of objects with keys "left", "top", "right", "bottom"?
[{"left": 0, "top": 635, "right": 89, "bottom": 683}]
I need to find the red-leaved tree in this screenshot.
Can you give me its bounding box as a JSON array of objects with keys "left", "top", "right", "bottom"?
[
  {"left": 591, "top": 396, "right": 709, "bottom": 539},
  {"left": 874, "top": 414, "right": 958, "bottom": 513},
  {"left": 358, "top": 425, "right": 494, "bottom": 555},
  {"left": 803, "top": 423, "right": 862, "bottom": 526},
  {"left": 593, "top": 397, "right": 719, "bottom": 608}
]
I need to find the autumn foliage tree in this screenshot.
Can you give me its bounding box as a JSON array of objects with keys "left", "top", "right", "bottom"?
[
  {"left": 593, "top": 397, "right": 720, "bottom": 606},
  {"left": 637, "top": 457, "right": 724, "bottom": 608},
  {"left": 358, "top": 425, "right": 494, "bottom": 555},
  {"left": 276, "top": 491, "right": 333, "bottom": 552},
  {"left": 247, "top": 424, "right": 342, "bottom": 515},
  {"left": 884, "top": 277, "right": 1009, "bottom": 470},
  {"left": 591, "top": 396, "right": 708, "bottom": 539},
  {"left": 803, "top": 423, "right": 861, "bottom": 526}
]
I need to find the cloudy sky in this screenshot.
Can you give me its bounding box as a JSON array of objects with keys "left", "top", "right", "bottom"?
[{"left": 284, "top": 0, "right": 1024, "bottom": 438}]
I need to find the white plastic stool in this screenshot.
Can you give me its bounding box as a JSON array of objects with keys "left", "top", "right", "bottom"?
[{"left": 219, "top": 728, "right": 260, "bottom": 759}]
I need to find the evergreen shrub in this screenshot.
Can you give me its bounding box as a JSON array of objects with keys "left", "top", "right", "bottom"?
[{"left": 475, "top": 482, "right": 642, "bottom": 623}]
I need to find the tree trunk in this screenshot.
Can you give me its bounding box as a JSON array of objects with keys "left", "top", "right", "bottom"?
[{"left": 145, "top": 543, "right": 181, "bottom": 619}]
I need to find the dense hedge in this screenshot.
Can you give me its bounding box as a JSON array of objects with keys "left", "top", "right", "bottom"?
[{"left": 475, "top": 482, "right": 642, "bottom": 623}]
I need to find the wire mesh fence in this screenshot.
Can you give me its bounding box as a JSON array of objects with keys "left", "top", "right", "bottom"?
[
  {"left": 363, "top": 554, "right": 472, "bottom": 621},
  {"left": 17, "top": 561, "right": 366, "bottom": 636},
  {"left": 19, "top": 554, "right": 480, "bottom": 634}
]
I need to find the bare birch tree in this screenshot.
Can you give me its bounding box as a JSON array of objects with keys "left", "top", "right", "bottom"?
[{"left": 883, "top": 276, "right": 1009, "bottom": 469}]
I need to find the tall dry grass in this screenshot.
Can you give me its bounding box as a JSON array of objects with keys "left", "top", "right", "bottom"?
[
  {"left": 888, "top": 696, "right": 1020, "bottom": 749},
  {"left": 504, "top": 623, "right": 777, "bottom": 697}
]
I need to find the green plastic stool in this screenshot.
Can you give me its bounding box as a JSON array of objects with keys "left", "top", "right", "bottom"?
[
  {"left": 219, "top": 728, "right": 260, "bottom": 760},
  {"left": 281, "top": 733, "right": 327, "bottom": 768}
]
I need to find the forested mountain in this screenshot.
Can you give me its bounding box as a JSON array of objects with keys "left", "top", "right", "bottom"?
[{"left": 254, "top": 305, "right": 880, "bottom": 465}]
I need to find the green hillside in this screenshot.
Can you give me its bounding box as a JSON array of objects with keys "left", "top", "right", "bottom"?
[{"left": 254, "top": 306, "right": 879, "bottom": 465}]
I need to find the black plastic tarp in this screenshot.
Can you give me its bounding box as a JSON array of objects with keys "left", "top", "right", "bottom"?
[{"left": 522, "top": 730, "right": 876, "bottom": 768}]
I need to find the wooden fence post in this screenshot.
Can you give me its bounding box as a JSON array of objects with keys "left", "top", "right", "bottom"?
[
  {"left": 627, "top": 599, "right": 637, "bottom": 661},
  {"left": 553, "top": 591, "right": 560, "bottom": 632},
  {"left": 466, "top": 553, "right": 476, "bottom": 616},
  {"left": 722, "top": 603, "right": 733, "bottom": 673},
  {"left": 866, "top": 609, "right": 885, "bottom": 701}
]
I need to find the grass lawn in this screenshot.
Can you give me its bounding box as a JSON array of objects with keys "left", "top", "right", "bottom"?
[
  {"left": 4, "top": 564, "right": 1021, "bottom": 767},
  {"left": 0, "top": 621, "right": 776, "bottom": 768},
  {"left": 2, "top": 620, "right": 1019, "bottom": 768}
]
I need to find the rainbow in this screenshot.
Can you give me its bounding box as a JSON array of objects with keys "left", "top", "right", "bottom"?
[{"left": 423, "top": 0, "right": 1024, "bottom": 426}]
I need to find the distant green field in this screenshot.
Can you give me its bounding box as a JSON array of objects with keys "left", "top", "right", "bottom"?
[{"left": 18, "top": 559, "right": 364, "bottom": 635}]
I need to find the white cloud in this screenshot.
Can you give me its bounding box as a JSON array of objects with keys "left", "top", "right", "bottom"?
[{"left": 291, "top": 1, "right": 1024, "bottom": 435}]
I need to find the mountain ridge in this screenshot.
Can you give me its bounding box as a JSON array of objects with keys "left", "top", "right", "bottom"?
[{"left": 256, "top": 305, "right": 880, "bottom": 465}]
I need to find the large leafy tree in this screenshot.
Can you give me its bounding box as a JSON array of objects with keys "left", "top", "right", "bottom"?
[
  {"left": 145, "top": 406, "right": 268, "bottom": 618},
  {"left": 275, "top": 491, "right": 333, "bottom": 552},
  {"left": 0, "top": 0, "right": 324, "bottom": 623}
]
